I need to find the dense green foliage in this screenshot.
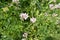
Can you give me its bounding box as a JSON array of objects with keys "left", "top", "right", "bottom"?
[{"left": 0, "top": 0, "right": 60, "bottom": 40}]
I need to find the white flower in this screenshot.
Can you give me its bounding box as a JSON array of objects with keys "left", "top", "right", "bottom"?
[
  {"left": 55, "top": 4, "right": 60, "bottom": 9},
  {"left": 23, "top": 33, "right": 28, "bottom": 38},
  {"left": 52, "top": 13, "right": 58, "bottom": 17},
  {"left": 12, "top": 0, "right": 19, "bottom": 3},
  {"left": 20, "top": 13, "right": 29, "bottom": 20},
  {"left": 49, "top": 4, "right": 54, "bottom": 8},
  {"left": 44, "top": 12, "right": 49, "bottom": 16},
  {"left": 49, "top": 4, "right": 55, "bottom": 10},
  {"left": 30, "top": 17, "right": 36, "bottom": 23},
  {"left": 56, "top": 20, "right": 60, "bottom": 24}
]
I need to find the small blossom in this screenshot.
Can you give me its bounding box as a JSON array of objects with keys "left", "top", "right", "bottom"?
[
  {"left": 55, "top": 4, "right": 60, "bottom": 9},
  {"left": 44, "top": 12, "right": 49, "bottom": 16},
  {"left": 49, "top": 4, "right": 55, "bottom": 10},
  {"left": 52, "top": 13, "right": 58, "bottom": 17},
  {"left": 30, "top": 17, "right": 36, "bottom": 23},
  {"left": 12, "top": 0, "right": 19, "bottom": 3},
  {"left": 56, "top": 20, "right": 60, "bottom": 24},
  {"left": 23, "top": 33, "right": 28, "bottom": 38},
  {"left": 49, "top": 4, "right": 54, "bottom": 8},
  {"left": 20, "top": 13, "right": 29, "bottom": 20}
]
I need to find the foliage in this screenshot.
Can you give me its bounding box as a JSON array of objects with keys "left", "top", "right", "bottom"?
[{"left": 0, "top": 0, "right": 60, "bottom": 40}]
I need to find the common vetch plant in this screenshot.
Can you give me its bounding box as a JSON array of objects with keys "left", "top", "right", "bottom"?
[{"left": 0, "top": 0, "right": 60, "bottom": 40}]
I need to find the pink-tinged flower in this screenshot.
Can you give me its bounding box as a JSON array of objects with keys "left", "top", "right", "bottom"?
[
  {"left": 30, "top": 17, "right": 36, "bottom": 23},
  {"left": 55, "top": 4, "right": 60, "bottom": 9},
  {"left": 49, "top": 4, "right": 55, "bottom": 10},
  {"left": 52, "top": 13, "right": 58, "bottom": 17},
  {"left": 49, "top": 4, "right": 54, "bottom": 8},
  {"left": 23, "top": 33, "right": 28, "bottom": 38},
  {"left": 12, "top": 0, "right": 19, "bottom": 3},
  {"left": 20, "top": 13, "right": 29, "bottom": 20}
]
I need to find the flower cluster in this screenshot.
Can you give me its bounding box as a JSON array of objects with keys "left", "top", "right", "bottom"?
[
  {"left": 21, "top": 32, "right": 28, "bottom": 40},
  {"left": 52, "top": 13, "right": 58, "bottom": 17},
  {"left": 54, "top": 3, "right": 60, "bottom": 9},
  {"left": 49, "top": 3, "right": 60, "bottom": 10},
  {"left": 23, "top": 32, "right": 28, "bottom": 38},
  {"left": 49, "top": 4, "right": 55, "bottom": 10},
  {"left": 12, "top": 0, "right": 19, "bottom": 3},
  {"left": 20, "top": 13, "right": 29, "bottom": 20},
  {"left": 20, "top": 13, "right": 36, "bottom": 23},
  {"left": 30, "top": 17, "right": 36, "bottom": 23}
]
